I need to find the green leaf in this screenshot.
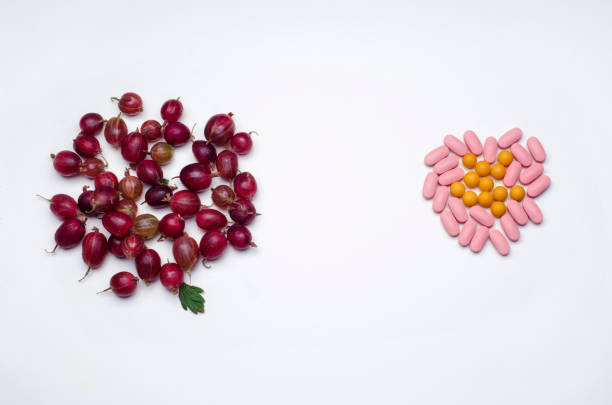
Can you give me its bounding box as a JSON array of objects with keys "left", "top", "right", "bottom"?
[{"left": 178, "top": 283, "right": 205, "bottom": 314}]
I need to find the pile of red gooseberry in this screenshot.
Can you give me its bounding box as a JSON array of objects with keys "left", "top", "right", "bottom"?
[{"left": 42, "top": 92, "right": 259, "bottom": 314}]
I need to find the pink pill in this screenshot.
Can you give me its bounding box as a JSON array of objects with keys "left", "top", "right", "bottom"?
[
  {"left": 432, "top": 186, "right": 449, "bottom": 213},
  {"left": 527, "top": 175, "right": 550, "bottom": 198},
  {"left": 510, "top": 143, "right": 533, "bottom": 167},
  {"left": 469, "top": 205, "right": 495, "bottom": 227},
  {"left": 498, "top": 128, "right": 523, "bottom": 148},
  {"left": 438, "top": 167, "right": 465, "bottom": 186},
  {"left": 523, "top": 197, "right": 543, "bottom": 224},
  {"left": 448, "top": 197, "right": 468, "bottom": 223},
  {"left": 423, "top": 172, "right": 438, "bottom": 199},
  {"left": 507, "top": 200, "right": 528, "bottom": 225},
  {"left": 470, "top": 225, "right": 489, "bottom": 253},
  {"left": 527, "top": 137, "right": 546, "bottom": 162},
  {"left": 424, "top": 145, "right": 450, "bottom": 166},
  {"left": 519, "top": 163, "right": 544, "bottom": 185},
  {"left": 503, "top": 160, "right": 522, "bottom": 187},
  {"left": 489, "top": 230, "right": 510, "bottom": 256},
  {"left": 433, "top": 155, "right": 459, "bottom": 175},
  {"left": 483, "top": 137, "right": 497, "bottom": 163},
  {"left": 458, "top": 219, "right": 477, "bottom": 247},
  {"left": 463, "top": 130, "right": 483, "bottom": 155},
  {"left": 443, "top": 135, "right": 468, "bottom": 156},
  {"left": 500, "top": 214, "right": 520, "bottom": 242},
  {"left": 441, "top": 210, "right": 460, "bottom": 236}
]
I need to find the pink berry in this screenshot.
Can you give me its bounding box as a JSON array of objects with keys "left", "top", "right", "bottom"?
[
  {"left": 112, "top": 92, "right": 143, "bottom": 116},
  {"left": 51, "top": 151, "right": 82, "bottom": 177},
  {"left": 94, "top": 172, "right": 119, "bottom": 190},
  {"left": 121, "top": 234, "right": 145, "bottom": 259},
  {"left": 101, "top": 271, "right": 138, "bottom": 297},
  {"left": 38, "top": 193, "right": 80, "bottom": 220},
  {"left": 230, "top": 132, "right": 253, "bottom": 155},
  {"left": 73, "top": 133, "right": 104, "bottom": 159},
  {"left": 196, "top": 208, "right": 227, "bottom": 231}
]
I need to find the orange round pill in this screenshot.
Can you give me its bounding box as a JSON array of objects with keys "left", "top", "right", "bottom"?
[
  {"left": 462, "top": 153, "right": 477, "bottom": 169},
  {"left": 478, "top": 191, "right": 493, "bottom": 208},
  {"left": 475, "top": 161, "right": 490, "bottom": 177},
  {"left": 462, "top": 190, "right": 478, "bottom": 207},
  {"left": 491, "top": 201, "right": 507, "bottom": 217},
  {"left": 490, "top": 163, "right": 506, "bottom": 180},
  {"left": 479, "top": 177, "right": 494, "bottom": 192}
]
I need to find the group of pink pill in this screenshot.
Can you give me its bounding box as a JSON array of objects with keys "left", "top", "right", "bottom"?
[{"left": 423, "top": 128, "right": 550, "bottom": 256}]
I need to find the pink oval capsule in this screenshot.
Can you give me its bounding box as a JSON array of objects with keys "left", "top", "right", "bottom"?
[
  {"left": 523, "top": 197, "right": 543, "bottom": 224},
  {"left": 438, "top": 167, "right": 465, "bottom": 186},
  {"left": 448, "top": 197, "right": 468, "bottom": 223},
  {"left": 443, "top": 135, "right": 468, "bottom": 156},
  {"left": 470, "top": 225, "right": 489, "bottom": 253},
  {"left": 424, "top": 145, "right": 450, "bottom": 166},
  {"left": 432, "top": 186, "right": 449, "bottom": 213},
  {"left": 503, "top": 160, "right": 522, "bottom": 187},
  {"left": 519, "top": 163, "right": 543, "bottom": 185},
  {"left": 463, "top": 130, "right": 483, "bottom": 155},
  {"left": 498, "top": 128, "right": 523, "bottom": 148},
  {"left": 510, "top": 143, "right": 533, "bottom": 167},
  {"left": 458, "top": 219, "right": 477, "bottom": 247},
  {"left": 507, "top": 200, "right": 528, "bottom": 225},
  {"left": 489, "top": 230, "right": 510, "bottom": 256},
  {"left": 422, "top": 172, "right": 438, "bottom": 199},
  {"left": 527, "top": 175, "right": 550, "bottom": 198},
  {"left": 527, "top": 137, "right": 546, "bottom": 162},
  {"left": 483, "top": 137, "right": 497, "bottom": 163},
  {"left": 433, "top": 155, "right": 459, "bottom": 175},
  {"left": 441, "top": 210, "right": 460, "bottom": 236},
  {"left": 500, "top": 214, "right": 520, "bottom": 242},
  {"left": 469, "top": 205, "right": 494, "bottom": 227}
]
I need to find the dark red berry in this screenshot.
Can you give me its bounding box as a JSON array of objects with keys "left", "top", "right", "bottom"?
[
  {"left": 173, "top": 234, "right": 199, "bottom": 275},
  {"left": 116, "top": 198, "right": 138, "bottom": 220},
  {"left": 233, "top": 172, "right": 257, "bottom": 199},
  {"left": 136, "top": 159, "right": 165, "bottom": 185},
  {"left": 159, "top": 213, "right": 185, "bottom": 240},
  {"left": 204, "top": 113, "right": 235, "bottom": 146},
  {"left": 112, "top": 92, "right": 143, "bottom": 116},
  {"left": 94, "top": 172, "right": 119, "bottom": 190},
  {"left": 121, "top": 131, "right": 148, "bottom": 163},
  {"left": 229, "top": 199, "right": 256, "bottom": 225},
  {"left": 38, "top": 194, "right": 79, "bottom": 220},
  {"left": 107, "top": 235, "right": 125, "bottom": 258},
  {"left": 135, "top": 248, "right": 161, "bottom": 283},
  {"left": 150, "top": 142, "right": 174, "bottom": 165},
  {"left": 102, "top": 211, "right": 133, "bottom": 238},
  {"left": 104, "top": 113, "right": 128, "bottom": 148},
  {"left": 179, "top": 163, "right": 211, "bottom": 192},
  {"left": 196, "top": 208, "right": 227, "bottom": 231},
  {"left": 211, "top": 185, "right": 235, "bottom": 209},
  {"left": 192, "top": 140, "right": 217, "bottom": 167},
  {"left": 73, "top": 133, "right": 103, "bottom": 158},
  {"left": 118, "top": 168, "right": 143, "bottom": 200},
  {"left": 102, "top": 271, "right": 138, "bottom": 297},
  {"left": 121, "top": 234, "right": 145, "bottom": 259},
  {"left": 81, "top": 157, "right": 106, "bottom": 179},
  {"left": 160, "top": 262, "right": 184, "bottom": 294},
  {"left": 79, "top": 113, "right": 105, "bottom": 135},
  {"left": 141, "top": 120, "right": 162, "bottom": 142},
  {"left": 161, "top": 98, "right": 183, "bottom": 122},
  {"left": 216, "top": 150, "right": 238, "bottom": 180},
  {"left": 48, "top": 218, "right": 86, "bottom": 252},
  {"left": 230, "top": 132, "right": 253, "bottom": 155},
  {"left": 163, "top": 121, "right": 191, "bottom": 147},
  {"left": 145, "top": 184, "right": 174, "bottom": 208},
  {"left": 51, "top": 151, "right": 82, "bottom": 177},
  {"left": 77, "top": 186, "right": 95, "bottom": 215},
  {"left": 170, "top": 190, "right": 201, "bottom": 217},
  {"left": 80, "top": 227, "right": 108, "bottom": 280},
  {"left": 90, "top": 186, "right": 119, "bottom": 213},
  {"left": 227, "top": 224, "right": 256, "bottom": 250},
  {"left": 199, "top": 230, "right": 227, "bottom": 263}
]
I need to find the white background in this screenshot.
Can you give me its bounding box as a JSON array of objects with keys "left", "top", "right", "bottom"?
[{"left": 1, "top": 0, "right": 612, "bottom": 404}]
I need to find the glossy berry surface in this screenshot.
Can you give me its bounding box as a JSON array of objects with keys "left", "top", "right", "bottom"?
[
  {"left": 227, "top": 224, "right": 256, "bottom": 250},
  {"left": 211, "top": 185, "right": 235, "bottom": 209},
  {"left": 73, "top": 133, "right": 102, "bottom": 158},
  {"left": 160, "top": 262, "right": 184, "bottom": 294},
  {"left": 90, "top": 186, "right": 119, "bottom": 213},
  {"left": 229, "top": 199, "right": 256, "bottom": 225},
  {"left": 81, "top": 228, "right": 108, "bottom": 279},
  {"left": 135, "top": 248, "right": 161, "bottom": 283},
  {"left": 81, "top": 157, "right": 106, "bottom": 179},
  {"left": 121, "top": 131, "right": 148, "bottom": 163},
  {"left": 40, "top": 194, "right": 79, "bottom": 220},
  {"left": 108, "top": 272, "right": 138, "bottom": 297},
  {"left": 77, "top": 187, "right": 95, "bottom": 214},
  {"left": 107, "top": 235, "right": 125, "bottom": 258},
  {"left": 170, "top": 190, "right": 201, "bottom": 217},
  {"left": 104, "top": 114, "right": 128, "bottom": 147},
  {"left": 199, "top": 230, "right": 227, "bottom": 261},
  {"left": 116, "top": 198, "right": 138, "bottom": 220},
  {"left": 163, "top": 121, "right": 191, "bottom": 146},
  {"left": 102, "top": 211, "right": 133, "bottom": 238},
  {"left": 204, "top": 113, "right": 235, "bottom": 146},
  {"left": 51, "top": 151, "right": 82, "bottom": 177},
  {"left": 141, "top": 120, "right": 162, "bottom": 142},
  {"left": 114, "top": 92, "right": 143, "bottom": 116},
  {"left": 118, "top": 169, "right": 143, "bottom": 200},
  {"left": 121, "top": 234, "right": 145, "bottom": 259},
  {"left": 173, "top": 234, "right": 199, "bottom": 273},
  {"left": 230, "top": 132, "right": 253, "bottom": 155},
  {"left": 52, "top": 218, "right": 86, "bottom": 250},
  {"left": 216, "top": 150, "right": 238, "bottom": 180},
  {"left": 79, "top": 112, "right": 105, "bottom": 135},
  {"left": 196, "top": 208, "right": 228, "bottom": 231},
  {"left": 161, "top": 98, "right": 183, "bottom": 122},
  {"left": 133, "top": 214, "right": 159, "bottom": 240},
  {"left": 233, "top": 172, "right": 257, "bottom": 199},
  {"left": 179, "top": 163, "right": 211, "bottom": 192},
  {"left": 145, "top": 184, "right": 174, "bottom": 208},
  {"left": 94, "top": 172, "right": 119, "bottom": 190},
  {"left": 159, "top": 213, "right": 185, "bottom": 239},
  {"left": 150, "top": 142, "right": 174, "bottom": 165},
  {"left": 192, "top": 140, "right": 217, "bottom": 167},
  {"left": 136, "top": 159, "right": 165, "bottom": 185}
]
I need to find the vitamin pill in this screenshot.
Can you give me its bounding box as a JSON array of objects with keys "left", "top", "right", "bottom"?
[
  {"left": 462, "top": 190, "right": 478, "bottom": 207},
  {"left": 441, "top": 210, "right": 460, "bottom": 236},
  {"left": 439, "top": 167, "right": 465, "bottom": 185},
  {"left": 497, "top": 150, "right": 513, "bottom": 167},
  {"left": 478, "top": 191, "right": 493, "bottom": 208},
  {"left": 503, "top": 160, "right": 522, "bottom": 187},
  {"left": 500, "top": 214, "right": 520, "bottom": 241},
  {"left": 519, "top": 163, "right": 543, "bottom": 185},
  {"left": 510, "top": 143, "right": 533, "bottom": 167},
  {"left": 422, "top": 172, "right": 438, "bottom": 199},
  {"left": 490, "top": 163, "right": 506, "bottom": 180},
  {"left": 432, "top": 186, "right": 449, "bottom": 213},
  {"left": 450, "top": 182, "right": 465, "bottom": 198},
  {"left": 464, "top": 171, "right": 480, "bottom": 188},
  {"left": 489, "top": 229, "right": 510, "bottom": 256},
  {"left": 492, "top": 186, "right": 508, "bottom": 201},
  {"left": 434, "top": 155, "right": 459, "bottom": 174},
  {"left": 424, "top": 145, "right": 450, "bottom": 166},
  {"left": 463, "top": 130, "right": 483, "bottom": 155},
  {"left": 458, "top": 219, "right": 477, "bottom": 246},
  {"left": 507, "top": 200, "right": 528, "bottom": 225},
  {"left": 498, "top": 128, "right": 522, "bottom": 148},
  {"left": 449, "top": 197, "right": 468, "bottom": 223},
  {"left": 479, "top": 177, "right": 494, "bottom": 192},
  {"left": 469, "top": 205, "right": 495, "bottom": 227},
  {"left": 490, "top": 201, "right": 506, "bottom": 217},
  {"left": 483, "top": 137, "right": 497, "bottom": 163},
  {"left": 527, "top": 175, "right": 550, "bottom": 198},
  {"left": 462, "top": 153, "right": 477, "bottom": 169},
  {"left": 444, "top": 134, "right": 468, "bottom": 156},
  {"left": 523, "top": 197, "right": 543, "bottom": 224},
  {"left": 509, "top": 185, "right": 525, "bottom": 201},
  {"left": 470, "top": 225, "right": 489, "bottom": 253},
  {"left": 527, "top": 137, "right": 546, "bottom": 162},
  {"left": 475, "top": 161, "right": 490, "bottom": 177}
]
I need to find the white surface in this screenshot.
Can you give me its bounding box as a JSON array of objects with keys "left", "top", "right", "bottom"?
[{"left": 1, "top": 0, "right": 612, "bottom": 404}]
